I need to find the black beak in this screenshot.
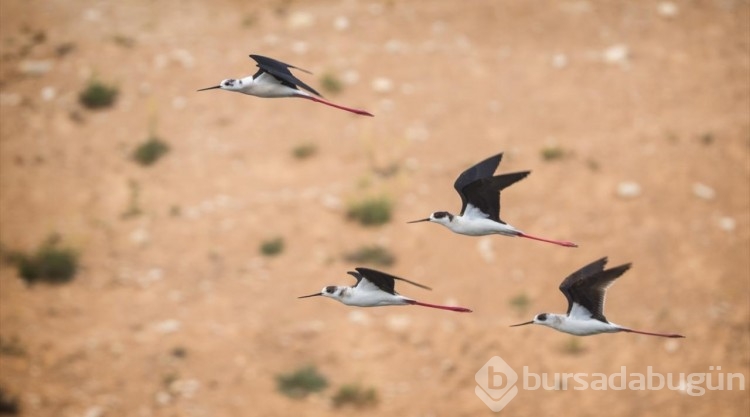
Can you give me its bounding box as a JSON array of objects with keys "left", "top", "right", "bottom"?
[
  {"left": 510, "top": 320, "right": 534, "bottom": 327},
  {"left": 407, "top": 218, "right": 431, "bottom": 224},
  {"left": 298, "top": 292, "right": 323, "bottom": 299},
  {"left": 197, "top": 85, "right": 221, "bottom": 92}
]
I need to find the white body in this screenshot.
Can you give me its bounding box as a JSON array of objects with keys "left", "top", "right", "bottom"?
[
  {"left": 334, "top": 286, "right": 412, "bottom": 307},
  {"left": 444, "top": 215, "right": 518, "bottom": 237},
  {"left": 540, "top": 313, "right": 621, "bottom": 336},
  {"left": 233, "top": 73, "right": 304, "bottom": 98}
]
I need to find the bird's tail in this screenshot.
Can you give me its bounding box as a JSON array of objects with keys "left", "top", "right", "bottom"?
[{"left": 407, "top": 300, "right": 472, "bottom": 313}]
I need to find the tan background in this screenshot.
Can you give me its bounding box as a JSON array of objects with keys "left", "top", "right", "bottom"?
[{"left": 1, "top": 0, "right": 748, "bottom": 416}]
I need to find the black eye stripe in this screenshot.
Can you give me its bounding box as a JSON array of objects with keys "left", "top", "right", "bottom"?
[
  {"left": 538, "top": 313, "right": 547, "bottom": 321},
  {"left": 325, "top": 286, "right": 336, "bottom": 294}
]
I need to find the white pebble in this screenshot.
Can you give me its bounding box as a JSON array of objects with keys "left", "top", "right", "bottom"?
[
  {"left": 153, "top": 319, "right": 181, "bottom": 334},
  {"left": 616, "top": 181, "right": 641, "bottom": 198},
  {"left": 657, "top": 2, "right": 679, "bottom": 17},
  {"left": 333, "top": 16, "right": 349, "bottom": 31},
  {"left": 291, "top": 41, "right": 308, "bottom": 54},
  {"left": 603, "top": 44, "right": 629, "bottom": 65},
  {"left": 41, "top": 86, "right": 56, "bottom": 101},
  {"left": 371, "top": 77, "right": 393, "bottom": 93},
  {"left": 477, "top": 237, "right": 495, "bottom": 263},
  {"left": 342, "top": 70, "right": 359, "bottom": 85},
  {"left": 405, "top": 124, "right": 429, "bottom": 142},
  {"left": 551, "top": 53, "right": 568, "bottom": 69},
  {"left": 130, "top": 228, "right": 150, "bottom": 245},
  {"left": 718, "top": 216, "right": 736, "bottom": 232},
  {"left": 19, "top": 60, "right": 53, "bottom": 76},
  {"left": 692, "top": 182, "right": 716, "bottom": 200},
  {"left": 387, "top": 315, "right": 411, "bottom": 333},
  {"left": 348, "top": 310, "right": 371, "bottom": 325},
  {"left": 288, "top": 12, "right": 315, "bottom": 29}
]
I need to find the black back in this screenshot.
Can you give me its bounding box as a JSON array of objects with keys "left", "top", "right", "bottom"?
[
  {"left": 558, "top": 257, "right": 632, "bottom": 323},
  {"left": 454, "top": 153, "right": 503, "bottom": 211},
  {"left": 350, "top": 267, "right": 432, "bottom": 295},
  {"left": 249, "top": 54, "right": 322, "bottom": 97},
  {"left": 460, "top": 171, "right": 530, "bottom": 222}
]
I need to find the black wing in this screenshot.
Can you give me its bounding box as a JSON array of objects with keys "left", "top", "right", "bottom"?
[
  {"left": 249, "top": 54, "right": 322, "bottom": 97},
  {"left": 354, "top": 267, "right": 432, "bottom": 295},
  {"left": 460, "top": 171, "right": 530, "bottom": 221},
  {"left": 454, "top": 154, "right": 503, "bottom": 213},
  {"left": 559, "top": 257, "right": 631, "bottom": 323}
]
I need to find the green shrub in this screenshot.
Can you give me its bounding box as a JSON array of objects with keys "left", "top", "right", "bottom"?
[
  {"left": 540, "top": 146, "right": 565, "bottom": 161},
  {"left": 79, "top": 80, "right": 118, "bottom": 109},
  {"left": 15, "top": 239, "right": 78, "bottom": 284},
  {"left": 260, "top": 237, "right": 284, "bottom": 256},
  {"left": 292, "top": 143, "right": 318, "bottom": 159},
  {"left": 133, "top": 137, "right": 169, "bottom": 166},
  {"left": 344, "top": 245, "right": 395, "bottom": 267},
  {"left": 347, "top": 197, "right": 392, "bottom": 226},
  {"left": 277, "top": 366, "right": 328, "bottom": 398},
  {"left": 332, "top": 384, "right": 378, "bottom": 408},
  {"left": 509, "top": 293, "right": 530, "bottom": 312},
  {"left": 320, "top": 73, "right": 343, "bottom": 94}
]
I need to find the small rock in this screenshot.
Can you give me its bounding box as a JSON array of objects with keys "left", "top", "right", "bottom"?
[
  {"left": 657, "top": 2, "right": 679, "bottom": 17},
  {"left": 477, "top": 237, "right": 494, "bottom": 262},
  {"left": 405, "top": 124, "right": 429, "bottom": 142},
  {"left": 692, "top": 183, "right": 715, "bottom": 200},
  {"left": 288, "top": 12, "right": 315, "bottom": 29},
  {"left": 320, "top": 194, "right": 341, "bottom": 210},
  {"left": 83, "top": 406, "right": 105, "bottom": 417},
  {"left": 664, "top": 339, "right": 680, "bottom": 353},
  {"left": 342, "top": 70, "right": 359, "bottom": 85},
  {"left": 154, "top": 391, "right": 171, "bottom": 406},
  {"left": 386, "top": 314, "right": 411, "bottom": 333},
  {"left": 371, "top": 77, "right": 393, "bottom": 93},
  {"left": 718, "top": 216, "right": 736, "bottom": 232},
  {"left": 41, "top": 86, "right": 56, "bottom": 101},
  {"left": 19, "top": 60, "right": 53, "bottom": 76},
  {"left": 616, "top": 181, "right": 641, "bottom": 198},
  {"left": 172, "top": 96, "right": 186, "bottom": 110},
  {"left": 291, "top": 41, "right": 308, "bottom": 54},
  {"left": 333, "top": 16, "right": 349, "bottom": 31},
  {"left": 348, "top": 310, "right": 370, "bottom": 325},
  {"left": 153, "top": 319, "right": 181, "bottom": 334},
  {"left": 551, "top": 53, "right": 568, "bottom": 69},
  {"left": 385, "top": 39, "right": 405, "bottom": 54},
  {"left": 602, "top": 44, "right": 629, "bottom": 65},
  {"left": 130, "top": 228, "right": 150, "bottom": 245},
  {"left": 170, "top": 378, "right": 200, "bottom": 398}
]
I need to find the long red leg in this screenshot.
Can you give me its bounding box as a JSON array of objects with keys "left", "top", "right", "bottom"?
[
  {"left": 517, "top": 232, "right": 578, "bottom": 248},
  {"left": 408, "top": 300, "right": 472, "bottom": 313},
  {"left": 621, "top": 328, "right": 685, "bottom": 338},
  {"left": 300, "top": 95, "right": 374, "bottom": 117}
]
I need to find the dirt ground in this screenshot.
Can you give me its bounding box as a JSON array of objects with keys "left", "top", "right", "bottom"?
[{"left": 1, "top": 0, "right": 749, "bottom": 416}]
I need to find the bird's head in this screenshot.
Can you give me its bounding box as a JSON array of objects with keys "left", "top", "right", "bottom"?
[
  {"left": 407, "top": 211, "right": 454, "bottom": 227},
  {"left": 298, "top": 285, "right": 342, "bottom": 300},
  {"left": 510, "top": 313, "right": 560, "bottom": 329},
  {"left": 197, "top": 78, "right": 243, "bottom": 92}
]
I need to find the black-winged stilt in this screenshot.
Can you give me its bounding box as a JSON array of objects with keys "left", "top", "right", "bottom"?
[
  {"left": 298, "top": 267, "right": 472, "bottom": 313},
  {"left": 407, "top": 153, "right": 578, "bottom": 247},
  {"left": 198, "top": 54, "right": 373, "bottom": 116},
  {"left": 510, "top": 257, "right": 685, "bottom": 338}
]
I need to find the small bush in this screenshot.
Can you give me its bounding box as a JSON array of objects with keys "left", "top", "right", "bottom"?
[
  {"left": 15, "top": 238, "right": 77, "bottom": 285},
  {"left": 347, "top": 197, "right": 392, "bottom": 226},
  {"left": 0, "top": 337, "right": 25, "bottom": 357},
  {"left": 0, "top": 386, "right": 19, "bottom": 415},
  {"left": 344, "top": 245, "right": 395, "bottom": 267},
  {"left": 133, "top": 137, "right": 169, "bottom": 166},
  {"left": 509, "top": 293, "right": 530, "bottom": 313},
  {"left": 332, "top": 384, "right": 378, "bottom": 408},
  {"left": 260, "top": 237, "right": 284, "bottom": 257},
  {"left": 540, "top": 146, "right": 565, "bottom": 161},
  {"left": 79, "top": 80, "right": 118, "bottom": 109},
  {"left": 320, "top": 73, "right": 343, "bottom": 94},
  {"left": 292, "top": 143, "right": 318, "bottom": 159},
  {"left": 561, "top": 337, "right": 585, "bottom": 355},
  {"left": 277, "top": 366, "right": 328, "bottom": 399}
]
